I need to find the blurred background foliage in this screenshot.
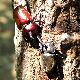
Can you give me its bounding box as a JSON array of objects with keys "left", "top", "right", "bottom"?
[{"left": 0, "top": 0, "right": 16, "bottom": 80}]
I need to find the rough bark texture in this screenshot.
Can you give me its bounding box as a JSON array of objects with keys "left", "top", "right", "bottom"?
[
  {"left": 13, "top": 0, "right": 49, "bottom": 80},
  {"left": 14, "top": 0, "right": 80, "bottom": 80}
]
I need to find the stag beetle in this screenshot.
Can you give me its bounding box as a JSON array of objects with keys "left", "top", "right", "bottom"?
[{"left": 13, "top": 5, "right": 45, "bottom": 48}]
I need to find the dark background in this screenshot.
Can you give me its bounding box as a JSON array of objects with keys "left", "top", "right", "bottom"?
[{"left": 0, "top": 0, "right": 15, "bottom": 80}]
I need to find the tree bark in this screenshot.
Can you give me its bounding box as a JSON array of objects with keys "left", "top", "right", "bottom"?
[
  {"left": 13, "top": 0, "right": 49, "bottom": 80},
  {"left": 13, "top": 0, "right": 80, "bottom": 80}
]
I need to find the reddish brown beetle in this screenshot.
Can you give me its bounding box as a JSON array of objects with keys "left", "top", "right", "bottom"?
[{"left": 13, "top": 5, "right": 37, "bottom": 38}]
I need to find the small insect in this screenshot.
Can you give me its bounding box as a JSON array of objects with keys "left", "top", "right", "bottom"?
[
  {"left": 13, "top": 5, "right": 37, "bottom": 39},
  {"left": 13, "top": 5, "right": 46, "bottom": 49}
]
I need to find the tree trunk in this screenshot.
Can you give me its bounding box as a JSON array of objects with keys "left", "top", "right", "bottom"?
[
  {"left": 13, "top": 0, "right": 49, "bottom": 80},
  {"left": 13, "top": 0, "right": 80, "bottom": 80}
]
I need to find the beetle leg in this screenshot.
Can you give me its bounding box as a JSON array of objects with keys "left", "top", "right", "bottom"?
[{"left": 29, "top": 31, "right": 34, "bottom": 39}]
